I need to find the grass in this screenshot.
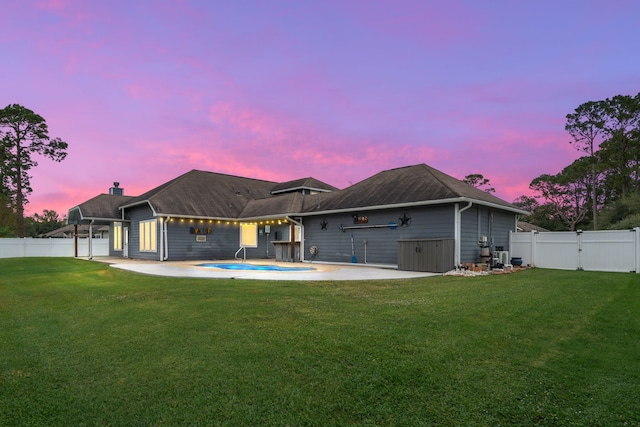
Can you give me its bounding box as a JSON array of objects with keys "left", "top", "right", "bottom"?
[{"left": 1, "top": 258, "right": 639, "bottom": 426}]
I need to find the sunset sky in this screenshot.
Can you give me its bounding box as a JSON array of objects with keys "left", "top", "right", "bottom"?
[{"left": 2, "top": 0, "right": 639, "bottom": 217}]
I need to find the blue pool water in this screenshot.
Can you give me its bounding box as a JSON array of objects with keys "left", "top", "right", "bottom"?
[{"left": 197, "top": 263, "right": 315, "bottom": 272}]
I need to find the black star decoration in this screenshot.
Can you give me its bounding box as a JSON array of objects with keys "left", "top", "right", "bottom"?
[
  {"left": 320, "top": 220, "right": 328, "bottom": 230},
  {"left": 399, "top": 213, "right": 412, "bottom": 227}
]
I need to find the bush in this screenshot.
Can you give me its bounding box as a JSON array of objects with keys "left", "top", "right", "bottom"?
[{"left": 606, "top": 212, "right": 640, "bottom": 230}]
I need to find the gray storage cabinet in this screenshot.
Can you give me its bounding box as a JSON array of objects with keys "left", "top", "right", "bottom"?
[{"left": 398, "top": 238, "right": 454, "bottom": 273}]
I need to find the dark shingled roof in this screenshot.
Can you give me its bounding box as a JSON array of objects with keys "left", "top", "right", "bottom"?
[
  {"left": 68, "top": 194, "right": 135, "bottom": 222},
  {"left": 120, "top": 170, "right": 277, "bottom": 218},
  {"left": 240, "top": 192, "right": 305, "bottom": 218},
  {"left": 69, "top": 163, "right": 525, "bottom": 222},
  {"left": 299, "top": 164, "right": 518, "bottom": 213},
  {"left": 517, "top": 221, "right": 550, "bottom": 232}
]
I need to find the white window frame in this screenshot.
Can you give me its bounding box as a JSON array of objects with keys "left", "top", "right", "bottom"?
[{"left": 139, "top": 219, "right": 157, "bottom": 252}]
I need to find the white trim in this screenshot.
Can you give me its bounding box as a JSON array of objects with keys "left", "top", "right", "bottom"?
[{"left": 286, "top": 197, "right": 527, "bottom": 219}]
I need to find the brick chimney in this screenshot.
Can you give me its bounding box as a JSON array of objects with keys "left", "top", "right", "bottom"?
[{"left": 109, "top": 182, "right": 124, "bottom": 196}]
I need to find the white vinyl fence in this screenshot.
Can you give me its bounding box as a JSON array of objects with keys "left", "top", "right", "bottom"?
[
  {"left": 510, "top": 229, "right": 640, "bottom": 273},
  {"left": 0, "top": 238, "right": 109, "bottom": 259}
]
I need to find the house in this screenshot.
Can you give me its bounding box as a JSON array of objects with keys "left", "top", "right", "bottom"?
[
  {"left": 67, "top": 164, "right": 527, "bottom": 272},
  {"left": 516, "top": 221, "right": 550, "bottom": 232}
]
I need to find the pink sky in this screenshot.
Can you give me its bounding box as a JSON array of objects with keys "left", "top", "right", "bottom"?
[{"left": 2, "top": 0, "right": 639, "bottom": 217}]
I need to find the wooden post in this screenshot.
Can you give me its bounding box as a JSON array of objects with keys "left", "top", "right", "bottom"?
[{"left": 74, "top": 224, "right": 78, "bottom": 257}]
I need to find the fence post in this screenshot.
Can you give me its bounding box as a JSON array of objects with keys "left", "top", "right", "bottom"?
[
  {"left": 530, "top": 230, "right": 537, "bottom": 267},
  {"left": 576, "top": 230, "right": 583, "bottom": 270}
]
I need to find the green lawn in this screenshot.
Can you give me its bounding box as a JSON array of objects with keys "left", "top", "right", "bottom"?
[{"left": 1, "top": 258, "right": 639, "bottom": 426}]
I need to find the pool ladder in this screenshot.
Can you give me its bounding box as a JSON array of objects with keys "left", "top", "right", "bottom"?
[{"left": 235, "top": 246, "right": 246, "bottom": 262}]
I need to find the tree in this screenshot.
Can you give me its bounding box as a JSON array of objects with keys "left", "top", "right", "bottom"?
[
  {"left": 529, "top": 157, "right": 592, "bottom": 231},
  {"left": 597, "top": 94, "right": 640, "bottom": 199},
  {"left": 29, "top": 209, "right": 66, "bottom": 236},
  {"left": 0, "top": 104, "right": 68, "bottom": 237},
  {"left": 566, "top": 100, "right": 606, "bottom": 229},
  {"left": 511, "top": 195, "right": 539, "bottom": 214},
  {"left": 512, "top": 195, "right": 569, "bottom": 231},
  {"left": 598, "top": 192, "right": 640, "bottom": 230},
  {"left": 0, "top": 193, "right": 17, "bottom": 237},
  {"left": 463, "top": 173, "right": 495, "bottom": 193}
]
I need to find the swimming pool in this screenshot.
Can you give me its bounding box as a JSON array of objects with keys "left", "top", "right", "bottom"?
[{"left": 197, "top": 263, "right": 316, "bottom": 272}]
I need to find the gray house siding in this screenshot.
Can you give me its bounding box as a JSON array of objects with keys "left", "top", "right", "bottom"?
[
  {"left": 166, "top": 220, "right": 238, "bottom": 261},
  {"left": 491, "top": 210, "right": 515, "bottom": 252},
  {"left": 127, "top": 205, "right": 159, "bottom": 260},
  {"left": 460, "top": 206, "right": 479, "bottom": 263},
  {"left": 302, "top": 205, "right": 455, "bottom": 265},
  {"left": 460, "top": 205, "right": 516, "bottom": 264},
  {"left": 164, "top": 220, "right": 293, "bottom": 261}
]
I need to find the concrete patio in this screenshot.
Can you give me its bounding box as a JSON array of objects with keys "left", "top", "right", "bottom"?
[{"left": 91, "top": 257, "right": 440, "bottom": 281}]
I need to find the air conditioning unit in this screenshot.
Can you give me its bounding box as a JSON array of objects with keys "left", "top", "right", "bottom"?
[{"left": 494, "top": 251, "right": 510, "bottom": 265}]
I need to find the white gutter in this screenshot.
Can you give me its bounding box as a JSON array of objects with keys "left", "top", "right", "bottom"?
[
  {"left": 282, "top": 197, "right": 528, "bottom": 219},
  {"left": 120, "top": 198, "right": 527, "bottom": 224},
  {"left": 118, "top": 199, "right": 157, "bottom": 213},
  {"left": 455, "top": 202, "right": 473, "bottom": 267},
  {"left": 235, "top": 197, "right": 527, "bottom": 223}
]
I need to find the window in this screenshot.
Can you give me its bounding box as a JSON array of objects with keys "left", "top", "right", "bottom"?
[
  {"left": 240, "top": 223, "right": 258, "bottom": 247},
  {"left": 139, "top": 219, "right": 157, "bottom": 252},
  {"left": 113, "top": 222, "right": 122, "bottom": 251}
]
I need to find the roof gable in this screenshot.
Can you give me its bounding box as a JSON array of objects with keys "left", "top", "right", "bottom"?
[
  {"left": 240, "top": 192, "right": 305, "bottom": 219},
  {"left": 270, "top": 177, "right": 338, "bottom": 195},
  {"left": 68, "top": 194, "right": 135, "bottom": 223},
  {"left": 300, "top": 164, "right": 518, "bottom": 213},
  {"left": 121, "top": 170, "right": 277, "bottom": 218}
]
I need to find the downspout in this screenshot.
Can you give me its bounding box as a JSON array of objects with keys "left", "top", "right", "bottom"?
[
  {"left": 455, "top": 202, "right": 473, "bottom": 267},
  {"left": 489, "top": 211, "right": 494, "bottom": 250},
  {"left": 163, "top": 216, "right": 170, "bottom": 261}
]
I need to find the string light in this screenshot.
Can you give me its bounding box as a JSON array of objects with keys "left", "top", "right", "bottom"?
[{"left": 168, "top": 218, "right": 293, "bottom": 226}]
